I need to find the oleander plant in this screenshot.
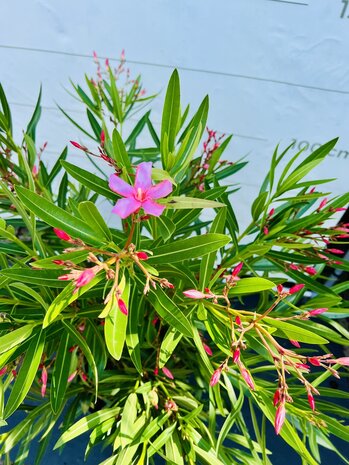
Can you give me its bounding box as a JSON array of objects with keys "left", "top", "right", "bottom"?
[{"left": 0, "top": 53, "right": 348, "bottom": 465}]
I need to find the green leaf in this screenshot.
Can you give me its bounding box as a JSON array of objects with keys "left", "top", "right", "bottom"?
[
  {"left": 78, "top": 201, "right": 112, "bottom": 241},
  {"left": 159, "top": 327, "right": 182, "bottom": 368},
  {"left": 161, "top": 69, "right": 181, "bottom": 167},
  {"left": 16, "top": 186, "right": 103, "bottom": 246},
  {"left": 228, "top": 277, "right": 276, "bottom": 295},
  {"left": 148, "top": 233, "right": 230, "bottom": 264},
  {"left": 125, "top": 287, "right": 143, "bottom": 374},
  {"left": 26, "top": 86, "right": 42, "bottom": 142},
  {"left": 61, "top": 161, "right": 116, "bottom": 200},
  {"left": 162, "top": 196, "right": 225, "bottom": 209},
  {"left": 112, "top": 128, "right": 132, "bottom": 173},
  {"left": 120, "top": 393, "right": 138, "bottom": 447},
  {"left": 265, "top": 318, "right": 329, "bottom": 344},
  {"left": 54, "top": 406, "right": 119, "bottom": 449},
  {"left": 0, "top": 324, "right": 36, "bottom": 355},
  {"left": 153, "top": 215, "right": 175, "bottom": 242},
  {"left": 4, "top": 330, "right": 45, "bottom": 419},
  {"left": 146, "top": 284, "right": 192, "bottom": 338},
  {"left": 50, "top": 332, "right": 73, "bottom": 414},
  {"left": 251, "top": 191, "right": 268, "bottom": 221},
  {"left": 105, "top": 274, "right": 129, "bottom": 360},
  {"left": 0, "top": 268, "right": 68, "bottom": 288},
  {"left": 31, "top": 250, "right": 89, "bottom": 269}
]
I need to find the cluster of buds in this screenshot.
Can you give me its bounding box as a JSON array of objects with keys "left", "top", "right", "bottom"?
[
  {"left": 192, "top": 127, "right": 226, "bottom": 191},
  {"left": 288, "top": 263, "right": 318, "bottom": 276},
  {"left": 70, "top": 138, "right": 122, "bottom": 173}
]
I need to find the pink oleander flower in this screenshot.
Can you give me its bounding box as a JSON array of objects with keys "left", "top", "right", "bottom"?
[
  {"left": 304, "top": 266, "right": 317, "bottom": 275},
  {"left": 118, "top": 298, "right": 128, "bottom": 316},
  {"left": 162, "top": 367, "right": 174, "bottom": 380},
  {"left": 288, "top": 284, "right": 305, "bottom": 295},
  {"left": 274, "top": 403, "right": 286, "bottom": 435},
  {"left": 327, "top": 357, "right": 349, "bottom": 366},
  {"left": 210, "top": 368, "right": 222, "bottom": 387},
  {"left": 53, "top": 228, "right": 72, "bottom": 242},
  {"left": 109, "top": 162, "right": 172, "bottom": 218},
  {"left": 308, "top": 307, "right": 328, "bottom": 316},
  {"left": 41, "top": 366, "right": 48, "bottom": 397},
  {"left": 183, "top": 289, "right": 212, "bottom": 299}
]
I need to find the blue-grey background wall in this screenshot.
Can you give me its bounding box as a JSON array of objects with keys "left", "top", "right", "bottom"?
[{"left": 1, "top": 0, "right": 348, "bottom": 227}]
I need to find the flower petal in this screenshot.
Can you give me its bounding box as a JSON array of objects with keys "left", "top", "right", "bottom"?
[
  {"left": 135, "top": 162, "right": 152, "bottom": 191},
  {"left": 142, "top": 199, "right": 165, "bottom": 216},
  {"left": 148, "top": 180, "right": 173, "bottom": 199},
  {"left": 109, "top": 174, "right": 134, "bottom": 197},
  {"left": 112, "top": 198, "right": 141, "bottom": 218}
]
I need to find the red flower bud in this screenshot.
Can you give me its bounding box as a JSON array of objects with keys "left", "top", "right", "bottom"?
[
  {"left": 326, "top": 248, "right": 344, "bottom": 255},
  {"left": 100, "top": 130, "right": 105, "bottom": 147},
  {"left": 289, "top": 284, "right": 305, "bottom": 295},
  {"left": 118, "top": 298, "right": 128, "bottom": 316},
  {"left": 289, "top": 264, "right": 299, "bottom": 271},
  {"left": 53, "top": 228, "right": 72, "bottom": 242},
  {"left": 70, "top": 141, "right": 87, "bottom": 151},
  {"left": 304, "top": 266, "right": 317, "bottom": 275},
  {"left": 232, "top": 262, "right": 243, "bottom": 277},
  {"left": 136, "top": 251, "right": 149, "bottom": 260},
  {"left": 317, "top": 198, "right": 328, "bottom": 211},
  {"left": 307, "top": 393, "right": 315, "bottom": 411},
  {"left": 308, "top": 357, "right": 321, "bottom": 366},
  {"left": 52, "top": 259, "right": 65, "bottom": 265},
  {"left": 203, "top": 343, "right": 213, "bottom": 356},
  {"left": 235, "top": 315, "right": 242, "bottom": 326},
  {"left": 263, "top": 226, "right": 269, "bottom": 235},
  {"left": 241, "top": 368, "right": 255, "bottom": 390},
  {"left": 268, "top": 208, "right": 275, "bottom": 217},
  {"left": 273, "top": 389, "right": 281, "bottom": 407},
  {"left": 153, "top": 367, "right": 159, "bottom": 376},
  {"left": 274, "top": 403, "right": 286, "bottom": 435},
  {"left": 277, "top": 284, "right": 284, "bottom": 294},
  {"left": 233, "top": 348, "right": 240, "bottom": 363}
]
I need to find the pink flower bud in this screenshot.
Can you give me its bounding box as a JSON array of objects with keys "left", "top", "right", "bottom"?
[
  {"left": 136, "top": 251, "right": 149, "bottom": 260},
  {"left": 41, "top": 366, "right": 48, "bottom": 397},
  {"left": 118, "top": 298, "right": 128, "bottom": 316},
  {"left": 326, "top": 248, "right": 344, "bottom": 255},
  {"left": 304, "top": 266, "right": 317, "bottom": 275},
  {"left": 12, "top": 370, "right": 17, "bottom": 378},
  {"left": 153, "top": 367, "right": 159, "bottom": 376},
  {"left": 290, "top": 340, "right": 300, "bottom": 348},
  {"left": 53, "top": 228, "right": 72, "bottom": 242},
  {"left": 232, "top": 262, "right": 243, "bottom": 277},
  {"left": 235, "top": 316, "right": 242, "bottom": 326},
  {"left": 317, "top": 198, "right": 328, "bottom": 211},
  {"left": 307, "top": 393, "right": 315, "bottom": 411},
  {"left": 289, "top": 264, "right": 299, "bottom": 271},
  {"left": 58, "top": 274, "right": 72, "bottom": 281},
  {"left": 268, "top": 208, "right": 275, "bottom": 217},
  {"left": 309, "top": 187, "right": 316, "bottom": 194},
  {"left": 295, "top": 363, "right": 310, "bottom": 371},
  {"left": 274, "top": 404, "right": 286, "bottom": 435},
  {"left": 337, "top": 234, "right": 349, "bottom": 238},
  {"left": 32, "top": 165, "right": 38, "bottom": 176},
  {"left": 52, "top": 260, "right": 65, "bottom": 265},
  {"left": 289, "top": 284, "right": 305, "bottom": 295},
  {"left": 334, "top": 207, "right": 347, "bottom": 212},
  {"left": 74, "top": 269, "right": 96, "bottom": 292},
  {"left": 0, "top": 367, "right": 7, "bottom": 376},
  {"left": 263, "top": 226, "right": 269, "bottom": 235},
  {"left": 210, "top": 368, "right": 222, "bottom": 387},
  {"left": 100, "top": 130, "right": 105, "bottom": 147},
  {"left": 162, "top": 367, "right": 174, "bottom": 380},
  {"left": 203, "top": 163, "right": 209, "bottom": 170},
  {"left": 233, "top": 348, "right": 240, "bottom": 363},
  {"left": 80, "top": 372, "right": 88, "bottom": 382},
  {"left": 67, "top": 371, "right": 77, "bottom": 382},
  {"left": 70, "top": 141, "right": 87, "bottom": 151},
  {"left": 241, "top": 368, "right": 255, "bottom": 390},
  {"left": 183, "top": 290, "right": 208, "bottom": 299},
  {"left": 327, "top": 357, "right": 349, "bottom": 366},
  {"left": 105, "top": 58, "right": 110, "bottom": 68},
  {"left": 308, "top": 308, "right": 328, "bottom": 316},
  {"left": 202, "top": 343, "right": 213, "bottom": 356},
  {"left": 273, "top": 389, "right": 281, "bottom": 407},
  {"left": 308, "top": 357, "right": 321, "bottom": 366}
]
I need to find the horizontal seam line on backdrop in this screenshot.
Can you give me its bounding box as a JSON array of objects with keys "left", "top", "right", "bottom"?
[
  {"left": 0, "top": 44, "right": 347, "bottom": 95},
  {"left": 8, "top": 100, "right": 268, "bottom": 142},
  {"left": 265, "top": 0, "right": 308, "bottom": 5}
]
